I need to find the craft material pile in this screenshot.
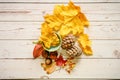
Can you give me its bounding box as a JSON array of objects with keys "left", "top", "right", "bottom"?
[{"left": 33, "top": 1, "right": 93, "bottom": 74}]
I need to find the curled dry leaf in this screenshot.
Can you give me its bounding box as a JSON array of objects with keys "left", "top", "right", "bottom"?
[
  {"left": 39, "top": 23, "right": 60, "bottom": 49},
  {"left": 55, "top": 55, "right": 67, "bottom": 66},
  {"left": 78, "top": 34, "right": 92, "bottom": 55},
  {"left": 41, "top": 62, "right": 56, "bottom": 74},
  {"left": 33, "top": 44, "right": 44, "bottom": 58},
  {"left": 65, "top": 58, "right": 76, "bottom": 74}
]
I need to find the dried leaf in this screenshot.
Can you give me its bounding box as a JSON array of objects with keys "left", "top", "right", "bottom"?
[
  {"left": 54, "top": 1, "right": 80, "bottom": 17},
  {"left": 54, "top": 1, "right": 89, "bottom": 37},
  {"left": 78, "top": 34, "right": 92, "bottom": 55},
  {"left": 44, "top": 14, "right": 63, "bottom": 31},
  {"left": 41, "top": 62, "right": 56, "bottom": 74},
  {"left": 39, "top": 25, "right": 59, "bottom": 49},
  {"left": 39, "top": 0, "right": 92, "bottom": 55},
  {"left": 55, "top": 55, "right": 67, "bottom": 66},
  {"left": 33, "top": 44, "right": 44, "bottom": 58},
  {"left": 64, "top": 58, "right": 76, "bottom": 73}
]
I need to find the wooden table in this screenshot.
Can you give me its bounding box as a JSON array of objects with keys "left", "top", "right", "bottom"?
[{"left": 0, "top": 0, "right": 120, "bottom": 79}]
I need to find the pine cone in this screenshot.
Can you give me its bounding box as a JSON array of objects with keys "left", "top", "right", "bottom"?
[
  {"left": 66, "top": 46, "right": 82, "bottom": 57},
  {"left": 61, "top": 34, "right": 75, "bottom": 49}
]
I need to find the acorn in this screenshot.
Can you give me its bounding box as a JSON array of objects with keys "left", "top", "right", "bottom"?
[
  {"left": 45, "top": 58, "right": 52, "bottom": 65},
  {"left": 66, "top": 46, "right": 82, "bottom": 58},
  {"left": 61, "top": 34, "right": 75, "bottom": 49}
]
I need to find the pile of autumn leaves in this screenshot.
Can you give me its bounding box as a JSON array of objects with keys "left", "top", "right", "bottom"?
[{"left": 41, "top": 1, "right": 92, "bottom": 55}]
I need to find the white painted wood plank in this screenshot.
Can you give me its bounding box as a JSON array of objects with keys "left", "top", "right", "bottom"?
[
  {"left": 0, "top": 3, "right": 119, "bottom": 13},
  {"left": 0, "top": 13, "right": 119, "bottom": 21},
  {"left": 0, "top": 0, "right": 119, "bottom": 2},
  {"left": 0, "top": 22, "right": 40, "bottom": 39},
  {"left": 0, "top": 59, "right": 120, "bottom": 79},
  {"left": 0, "top": 40, "right": 120, "bottom": 59},
  {"left": 0, "top": 22, "right": 120, "bottom": 39}
]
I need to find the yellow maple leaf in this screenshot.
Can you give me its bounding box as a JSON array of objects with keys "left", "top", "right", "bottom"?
[
  {"left": 78, "top": 34, "right": 92, "bottom": 55},
  {"left": 39, "top": 1, "right": 92, "bottom": 55},
  {"left": 44, "top": 14, "right": 63, "bottom": 31},
  {"left": 78, "top": 13, "right": 89, "bottom": 26}
]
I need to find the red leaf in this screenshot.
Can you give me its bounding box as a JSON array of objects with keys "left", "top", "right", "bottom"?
[
  {"left": 55, "top": 55, "right": 67, "bottom": 66},
  {"left": 33, "top": 44, "right": 44, "bottom": 58}
]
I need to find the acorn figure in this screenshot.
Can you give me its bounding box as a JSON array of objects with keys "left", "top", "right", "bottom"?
[
  {"left": 66, "top": 46, "right": 82, "bottom": 58},
  {"left": 61, "top": 34, "right": 75, "bottom": 49},
  {"left": 45, "top": 58, "right": 52, "bottom": 65}
]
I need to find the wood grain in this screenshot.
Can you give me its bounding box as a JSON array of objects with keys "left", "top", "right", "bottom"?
[
  {"left": 0, "top": 40, "right": 120, "bottom": 59},
  {"left": 0, "top": 59, "right": 120, "bottom": 79},
  {"left": 0, "top": 13, "right": 120, "bottom": 21},
  {"left": 0, "top": 0, "right": 120, "bottom": 79},
  {"left": 0, "top": 3, "right": 119, "bottom": 14},
  {"left": 0, "top": 0, "right": 119, "bottom": 2},
  {"left": 0, "top": 22, "right": 120, "bottom": 39}
]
